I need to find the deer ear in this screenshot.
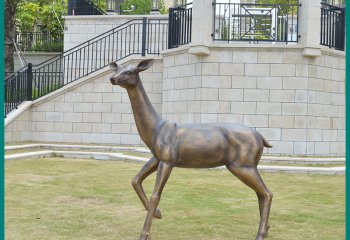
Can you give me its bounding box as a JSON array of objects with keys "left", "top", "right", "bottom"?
[
  {"left": 136, "top": 59, "right": 155, "bottom": 72},
  {"left": 109, "top": 62, "right": 119, "bottom": 71}
]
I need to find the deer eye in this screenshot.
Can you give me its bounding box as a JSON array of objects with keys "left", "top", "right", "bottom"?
[{"left": 124, "top": 71, "right": 131, "bottom": 75}]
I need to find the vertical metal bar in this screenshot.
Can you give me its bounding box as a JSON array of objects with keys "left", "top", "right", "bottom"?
[
  {"left": 124, "top": 28, "right": 127, "bottom": 57},
  {"left": 141, "top": 17, "right": 147, "bottom": 56},
  {"left": 157, "top": 21, "right": 160, "bottom": 54},
  {"left": 4, "top": 80, "right": 8, "bottom": 116},
  {"left": 117, "top": 31, "right": 120, "bottom": 59},
  {"left": 120, "top": 29, "right": 123, "bottom": 59},
  {"left": 138, "top": 22, "right": 141, "bottom": 53},
  {"left": 99, "top": 40, "right": 102, "bottom": 69},
  {"left": 332, "top": 11, "right": 336, "bottom": 47},
  {"left": 168, "top": 8, "right": 173, "bottom": 48},
  {"left": 70, "top": 52, "right": 74, "bottom": 82},
  {"left": 94, "top": 42, "right": 97, "bottom": 70},
  {"left": 327, "top": 7, "right": 330, "bottom": 46},
  {"left": 107, "top": 35, "right": 110, "bottom": 63},
  {"left": 79, "top": 49, "right": 81, "bottom": 78},
  {"left": 321, "top": 7, "right": 323, "bottom": 44},
  {"left": 27, "top": 63, "right": 33, "bottom": 100},
  {"left": 340, "top": 9, "right": 345, "bottom": 50},
  {"left": 74, "top": 50, "right": 78, "bottom": 80},
  {"left": 189, "top": 8, "right": 192, "bottom": 43},
  {"left": 149, "top": 20, "right": 153, "bottom": 54},
  {"left": 87, "top": 44, "right": 90, "bottom": 75},
  {"left": 51, "top": 60, "right": 54, "bottom": 91},
  {"left": 55, "top": 59, "right": 58, "bottom": 88},
  {"left": 228, "top": 1, "right": 232, "bottom": 41},
  {"left": 103, "top": 36, "right": 106, "bottom": 66},
  {"left": 233, "top": 3, "right": 236, "bottom": 40},
  {"left": 16, "top": 72, "right": 20, "bottom": 103},
  {"left": 112, "top": 30, "right": 115, "bottom": 61}
]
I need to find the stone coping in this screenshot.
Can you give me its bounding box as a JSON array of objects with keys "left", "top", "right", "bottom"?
[
  {"left": 161, "top": 43, "right": 345, "bottom": 58},
  {"left": 5, "top": 144, "right": 345, "bottom": 175},
  {"left": 63, "top": 15, "right": 168, "bottom": 20}
]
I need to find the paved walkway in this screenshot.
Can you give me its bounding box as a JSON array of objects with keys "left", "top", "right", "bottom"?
[{"left": 5, "top": 143, "right": 345, "bottom": 175}]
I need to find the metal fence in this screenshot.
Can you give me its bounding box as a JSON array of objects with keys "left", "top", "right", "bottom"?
[
  {"left": 213, "top": 1, "right": 300, "bottom": 43},
  {"left": 321, "top": 0, "right": 345, "bottom": 8},
  {"left": 68, "top": 0, "right": 106, "bottom": 15},
  {"left": 168, "top": 3, "right": 193, "bottom": 49},
  {"left": 15, "top": 31, "right": 64, "bottom": 52},
  {"left": 5, "top": 18, "right": 168, "bottom": 116},
  {"left": 320, "top": 3, "right": 345, "bottom": 51},
  {"left": 4, "top": 65, "right": 32, "bottom": 117}
]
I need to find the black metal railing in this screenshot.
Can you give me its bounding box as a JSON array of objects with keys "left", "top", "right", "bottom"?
[
  {"left": 321, "top": 0, "right": 345, "bottom": 8},
  {"left": 68, "top": 0, "right": 106, "bottom": 15},
  {"left": 168, "top": 3, "right": 193, "bottom": 49},
  {"left": 320, "top": 3, "right": 345, "bottom": 51},
  {"left": 4, "top": 64, "right": 32, "bottom": 117},
  {"left": 213, "top": 1, "right": 300, "bottom": 43},
  {"left": 15, "top": 31, "right": 64, "bottom": 52},
  {"left": 5, "top": 17, "right": 168, "bottom": 116}
]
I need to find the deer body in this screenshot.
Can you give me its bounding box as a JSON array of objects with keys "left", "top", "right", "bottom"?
[
  {"left": 152, "top": 121, "right": 269, "bottom": 169},
  {"left": 109, "top": 59, "right": 273, "bottom": 240}
]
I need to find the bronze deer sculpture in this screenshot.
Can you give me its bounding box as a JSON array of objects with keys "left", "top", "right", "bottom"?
[{"left": 109, "top": 59, "right": 273, "bottom": 240}]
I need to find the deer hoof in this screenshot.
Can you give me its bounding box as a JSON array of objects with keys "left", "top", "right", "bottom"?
[
  {"left": 154, "top": 208, "right": 162, "bottom": 219},
  {"left": 255, "top": 232, "right": 268, "bottom": 240}
]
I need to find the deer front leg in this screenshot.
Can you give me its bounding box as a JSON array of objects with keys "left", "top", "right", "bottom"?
[
  {"left": 132, "top": 156, "right": 162, "bottom": 219},
  {"left": 140, "top": 162, "right": 173, "bottom": 240}
]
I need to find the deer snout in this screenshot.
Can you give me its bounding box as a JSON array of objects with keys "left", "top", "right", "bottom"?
[{"left": 110, "top": 78, "right": 117, "bottom": 85}]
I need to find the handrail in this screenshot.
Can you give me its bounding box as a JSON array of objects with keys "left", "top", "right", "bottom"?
[
  {"left": 33, "top": 19, "right": 136, "bottom": 68},
  {"left": 85, "top": 0, "right": 107, "bottom": 15},
  {"left": 4, "top": 16, "right": 173, "bottom": 117},
  {"left": 4, "top": 65, "right": 31, "bottom": 117}
]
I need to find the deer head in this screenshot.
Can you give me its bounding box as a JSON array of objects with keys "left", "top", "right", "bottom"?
[{"left": 109, "top": 59, "right": 155, "bottom": 89}]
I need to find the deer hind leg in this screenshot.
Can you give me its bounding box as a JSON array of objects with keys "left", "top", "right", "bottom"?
[
  {"left": 226, "top": 163, "right": 273, "bottom": 240},
  {"left": 132, "top": 156, "right": 162, "bottom": 219},
  {"left": 140, "top": 162, "right": 173, "bottom": 240}
]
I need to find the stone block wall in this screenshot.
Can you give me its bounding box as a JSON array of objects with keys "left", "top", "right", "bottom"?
[
  {"left": 5, "top": 58, "right": 163, "bottom": 145},
  {"left": 162, "top": 45, "right": 345, "bottom": 156},
  {"left": 63, "top": 15, "right": 168, "bottom": 52},
  {"left": 14, "top": 52, "right": 61, "bottom": 71},
  {"left": 6, "top": 44, "right": 345, "bottom": 156}
]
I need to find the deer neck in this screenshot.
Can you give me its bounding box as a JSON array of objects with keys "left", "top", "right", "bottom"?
[{"left": 127, "top": 79, "right": 161, "bottom": 148}]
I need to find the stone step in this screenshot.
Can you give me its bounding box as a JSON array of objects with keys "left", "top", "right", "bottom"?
[{"left": 5, "top": 149, "right": 345, "bottom": 175}]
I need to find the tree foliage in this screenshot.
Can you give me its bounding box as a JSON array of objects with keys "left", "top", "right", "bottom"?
[
  {"left": 16, "top": 0, "right": 67, "bottom": 33},
  {"left": 121, "top": 0, "right": 167, "bottom": 14}
]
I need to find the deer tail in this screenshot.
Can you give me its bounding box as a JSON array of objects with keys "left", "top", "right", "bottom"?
[{"left": 258, "top": 133, "right": 273, "bottom": 148}]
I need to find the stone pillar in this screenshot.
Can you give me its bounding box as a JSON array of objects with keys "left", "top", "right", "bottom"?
[
  {"left": 299, "top": 0, "right": 322, "bottom": 56},
  {"left": 188, "top": 0, "right": 213, "bottom": 55},
  {"left": 150, "top": 0, "right": 160, "bottom": 14}
]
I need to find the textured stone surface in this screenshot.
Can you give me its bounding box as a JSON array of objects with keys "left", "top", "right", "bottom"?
[
  {"left": 6, "top": 58, "right": 163, "bottom": 145},
  {"left": 161, "top": 46, "right": 345, "bottom": 156},
  {"left": 6, "top": 45, "right": 345, "bottom": 156}
]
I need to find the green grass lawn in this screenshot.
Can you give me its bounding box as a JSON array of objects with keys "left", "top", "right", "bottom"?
[{"left": 5, "top": 158, "right": 345, "bottom": 240}]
